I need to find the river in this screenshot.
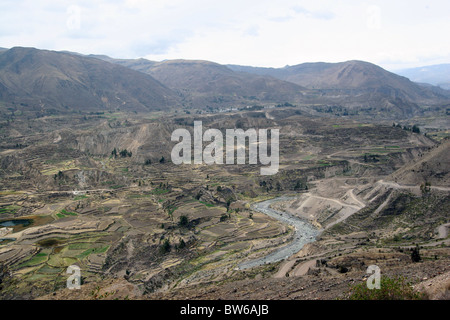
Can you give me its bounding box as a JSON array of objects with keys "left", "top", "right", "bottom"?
[{"left": 238, "top": 196, "right": 320, "bottom": 270}]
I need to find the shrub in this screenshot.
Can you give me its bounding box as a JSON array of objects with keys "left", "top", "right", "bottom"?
[
  {"left": 178, "top": 239, "right": 186, "bottom": 249},
  {"left": 159, "top": 239, "right": 171, "bottom": 254},
  {"left": 411, "top": 245, "right": 421, "bottom": 262},
  {"left": 179, "top": 215, "right": 189, "bottom": 227},
  {"left": 346, "top": 276, "right": 424, "bottom": 300}
]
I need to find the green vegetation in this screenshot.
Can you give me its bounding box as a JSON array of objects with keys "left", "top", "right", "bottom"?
[
  {"left": 77, "top": 246, "right": 109, "bottom": 259},
  {"left": 0, "top": 205, "right": 20, "bottom": 215},
  {"left": 60, "top": 209, "right": 77, "bottom": 216},
  {"left": 199, "top": 201, "right": 215, "bottom": 207},
  {"left": 346, "top": 276, "right": 424, "bottom": 300},
  {"left": 167, "top": 205, "right": 177, "bottom": 216},
  {"left": 160, "top": 239, "right": 171, "bottom": 254},
  {"left": 109, "top": 184, "right": 125, "bottom": 190},
  {"left": 151, "top": 187, "right": 170, "bottom": 195},
  {"left": 177, "top": 239, "right": 186, "bottom": 250},
  {"left": 178, "top": 215, "right": 189, "bottom": 227},
  {"left": 411, "top": 245, "right": 421, "bottom": 262},
  {"left": 111, "top": 148, "right": 132, "bottom": 158},
  {"left": 18, "top": 253, "right": 48, "bottom": 268},
  {"left": 73, "top": 195, "right": 88, "bottom": 200},
  {"left": 56, "top": 209, "right": 78, "bottom": 218}
]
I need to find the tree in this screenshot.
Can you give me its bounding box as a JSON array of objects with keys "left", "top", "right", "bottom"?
[
  {"left": 119, "top": 149, "right": 132, "bottom": 157},
  {"left": 411, "top": 245, "right": 421, "bottom": 262},
  {"left": 226, "top": 199, "right": 232, "bottom": 212},
  {"left": 160, "top": 239, "right": 171, "bottom": 254},
  {"left": 412, "top": 125, "right": 420, "bottom": 134},
  {"left": 178, "top": 239, "right": 186, "bottom": 249},
  {"left": 179, "top": 215, "right": 189, "bottom": 227},
  {"left": 159, "top": 156, "right": 165, "bottom": 163}
]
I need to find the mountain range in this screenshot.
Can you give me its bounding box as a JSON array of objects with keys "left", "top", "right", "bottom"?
[
  {"left": 0, "top": 47, "right": 449, "bottom": 119},
  {"left": 395, "top": 64, "right": 450, "bottom": 90}
]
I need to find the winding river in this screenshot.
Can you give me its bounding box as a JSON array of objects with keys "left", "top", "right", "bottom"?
[{"left": 238, "top": 196, "right": 320, "bottom": 270}]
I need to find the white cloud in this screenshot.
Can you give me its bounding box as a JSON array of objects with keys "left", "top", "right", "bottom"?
[{"left": 0, "top": 0, "right": 449, "bottom": 69}]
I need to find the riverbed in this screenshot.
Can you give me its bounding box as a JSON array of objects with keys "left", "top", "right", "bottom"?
[{"left": 238, "top": 196, "right": 320, "bottom": 270}]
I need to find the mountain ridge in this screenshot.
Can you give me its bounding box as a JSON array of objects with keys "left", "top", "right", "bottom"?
[
  {"left": 0, "top": 47, "right": 179, "bottom": 116},
  {"left": 1, "top": 47, "right": 449, "bottom": 119}
]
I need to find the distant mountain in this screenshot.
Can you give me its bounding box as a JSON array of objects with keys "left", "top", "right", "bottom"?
[
  {"left": 99, "top": 55, "right": 450, "bottom": 118},
  {"left": 395, "top": 64, "right": 450, "bottom": 90},
  {"left": 1, "top": 47, "right": 448, "bottom": 120},
  {"left": 228, "top": 60, "right": 450, "bottom": 118},
  {"left": 228, "top": 60, "right": 449, "bottom": 99},
  {"left": 96, "top": 57, "right": 308, "bottom": 108},
  {"left": 0, "top": 47, "right": 178, "bottom": 116}
]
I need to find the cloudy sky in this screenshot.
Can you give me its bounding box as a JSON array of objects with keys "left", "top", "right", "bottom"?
[{"left": 1, "top": 0, "right": 449, "bottom": 70}]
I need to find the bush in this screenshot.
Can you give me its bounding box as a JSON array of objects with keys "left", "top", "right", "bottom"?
[
  {"left": 178, "top": 239, "right": 186, "bottom": 249},
  {"left": 411, "top": 245, "right": 421, "bottom": 262},
  {"left": 159, "top": 239, "right": 171, "bottom": 254},
  {"left": 346, "top": 276, "right": 424, "bottom": 300},
  {"left": 179, "top": 215, "right": 189, "bottom": 227}
]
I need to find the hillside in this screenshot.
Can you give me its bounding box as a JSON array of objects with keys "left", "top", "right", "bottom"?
[
  {"left": 228, "top": 61, "right": 450, "bottom": 113},
  {"left": 1, "top": 47, "right": 449, "bottom": 119},
  {"left": 0, "top": 47, "right": 179, "bottom": 116},
  {"left": 104, "top": 55, "right": 450, "bottom": 118},
  {"left": 390, "top": 139, "right": 450, "bottom": 187},
  {"left": 229, "top": 60, "right": 450, "bottom": 95},
  {"left": 98, "top": 57, "right": 309, "bottom": 108}
]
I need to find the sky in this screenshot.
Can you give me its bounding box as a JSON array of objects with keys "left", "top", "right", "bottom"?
[{"left": 1, "top": 0, "right": 450, "bottom": 71}]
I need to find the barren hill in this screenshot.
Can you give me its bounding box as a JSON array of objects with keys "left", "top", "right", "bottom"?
[
  {"left": 102, "top": 57, "right": 308, "bottom": 108},
  {"left": 228, "top": 61, "right": 450, "bottom": 116},
  {"left": 104, "top": 56, "right": 450, "bottom": 118},
  {"left": 0, "top": 47, "right": 178, "bottom": 116},
  {"left": 391, "top": 139, "right": 450, "bottom": 187},
  {"left": 228, "top": 60, "right": 448, "bottom": 96}
]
